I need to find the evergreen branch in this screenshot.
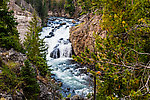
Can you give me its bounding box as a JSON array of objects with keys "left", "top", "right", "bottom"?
[
  {"left": 114, "top": 24, "right": 150, "bottom": 37},
  {"left": 96, "top": 60, "right": 150, "bottom": 69}
]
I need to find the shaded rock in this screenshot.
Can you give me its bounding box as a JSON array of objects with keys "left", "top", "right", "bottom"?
[
  {"left": 72, "top": 20, "right": 76, "bottom": 24},
  {"left": 50, "top": 48, "right": 60, "bottom": 59},
  {"left": 54, "top": 44, "right": 59, "bottom": 49},
  {"left": 49, "top": 32, "right": 54, "bottom": 37},
  {"left": 48, "top": 21, "right": 51, "bottom": 24},
  {"left": 55, "top": 96, "right": 59, "bottom": 100},
  {"left": 66, "top": 97, "right": 70, "bottom": 100},
  {"left": 72, "top": 90, "right": 75, "bottom": 93},
  {"left": 79, "top": 68, "right": 87, "bottom": 74},
  {"left": 89, "top": 73, "right": 93, "bottom": 78},
  {"left": 57, "top": 26, "right": 60, "bottom": 29},
  {"left": 60, "top": 22, "right": 66, "bottom": 26},
  {"left": 66, "top": 25, "right": 69, "bottom": 28},
  {"left": 45, "top": 32, "right": 54, "bottom": 38},
  {"left": 52, "top": 29, "right": 55, "bottom": 32},
  {"left": 39, "top": 82, "right": 53, "bottom": 100},
  {"left": 45, "top": 35, "right": 52, "bottom": 38},
  {"left": 67, "top": 88, "right": 70, "bottom": 91},
  {"left": 71, "top": 95, "right": 80, "bottom": 100},
  {"left": 58, "top": 38, "right": 63, "bottom": 43},
  {"left": 49, "top": 18, "right": 56, "bottom": 21},
  {"left": 59, "top": 82, "right": 63, "bottom": 87},
  {"left": 64, "top": 40, "right": 70, "bottom": 45},
  {"left": 51, "top": 79, "right": 55, "bottom": 83},
  {"left": 55, "top": 26, "right": 58, "bottom": 28},
  {"left": 60, "top": 38, "right": 63, "bottom": 40}
]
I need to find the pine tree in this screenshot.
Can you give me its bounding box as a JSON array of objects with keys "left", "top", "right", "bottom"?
[
  {"left": 0, "top": 57, "right": 21, "bottom": 95},
  {"left": 64, "top": 0, "right": 75, "bottom": 16},
  {"left": 0, "top": 0, "right": 23, "bottom": 52},
  {"left": 21, "top": 60, "right": 40, "bottom": 100},
  {"left": 75, "top": 0, "right": 150, "bottom": 99},
  {"left": 24, "top": 11, "right": 41, "bottom": 61},
  {"left": 24, "top": 11, "right": 48, "bottom": 77}
]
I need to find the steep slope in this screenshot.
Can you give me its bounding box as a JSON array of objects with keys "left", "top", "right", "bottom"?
[
  {"left": 8, "top": 0, "right": 41, "bottom": 43},
  {"left": 70, "top": 13, "right": 105, "bottom": 56}
]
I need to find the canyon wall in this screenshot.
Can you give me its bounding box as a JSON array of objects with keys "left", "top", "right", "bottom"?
[
  {"left": 8, "top": 0, "right": 41, "bottom": 43},
  {"left": 70, "top": 13, "right": 106, "bottom": 56}
]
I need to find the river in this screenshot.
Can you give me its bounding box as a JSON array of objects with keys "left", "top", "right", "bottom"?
[{"left": 40, "top": 17, "right": 93, "bottom": 97}]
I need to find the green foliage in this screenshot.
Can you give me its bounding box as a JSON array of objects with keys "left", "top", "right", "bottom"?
[
  {"left": 0, "top": 0, "right": 24, "bottom": 52},
  {"left": 21, "top": 60, "right": 40, "bottom": 99},
  {"left": 67, "top": 93, "right": 71, "bottom": 98},
  {"left": 24, "top": 0, "right": 48, "bottom": 25},
  {"left": 64, "top": 0, "right": 75, "bottom": 16},
  {"left": 77, "top": 0, "right": 102, "bottom": 14},
  {"left": 75, "top": 0, "right": 150, "bottom": 99},
  {"left": 49, "top": 0, "right": 65, "bottom": 14},
  {"left": 24, "top": 11, "right": 48, "bottom": 77},
  {"left": 0, "top": 57, "right": 21, "bottom": 94},
  {"left": 35, "top": 56, "right": 48, "bottom": 77}
]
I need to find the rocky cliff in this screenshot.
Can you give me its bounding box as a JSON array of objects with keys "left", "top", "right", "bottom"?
[
  {"left": 70, "top": 13, "right": 105, "bottom": 56},
  {"left": 8, "top": 0, "right": 41, "bottom": 43}
]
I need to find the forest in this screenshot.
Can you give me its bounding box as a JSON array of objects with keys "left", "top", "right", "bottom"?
[{"left": 0, "top": 0, "right": 150, "bottom": 100}]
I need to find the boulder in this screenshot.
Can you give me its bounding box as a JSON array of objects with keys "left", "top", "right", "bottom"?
[
  {"left": 66, "top": 97, "right": 70, "bottom": 100},
  {"left": 45, "top": 35, "right": 52, "bottom": 38},
  {"left": 49, "top": 32, "right": 54, "bottom": 36},
  {"left": 45, "top": 32, "right": 54, "bottom": 38},
  {"left": 49, "top": 18, "right": 56, "bottom": 21},
  {"left": 52, "top": 29, "right": 55, "bottom": 32},
  {"left": 66, "top": 25, "right": 69, "bottom": 28},
  {"left": 72, "top": 20, "right": 76, "bottom": 24},
  {"left": 59, "top": 82, "right": 63, "bottom": 87},
  {"left": 71, "top": 95, "right": 80, "bottom": 100},
  {"left": 50, "top": 48, "right": 60, "bottom": 59},
  {"left": 60, "top": 22, "right": 66, "bottom": 26}
]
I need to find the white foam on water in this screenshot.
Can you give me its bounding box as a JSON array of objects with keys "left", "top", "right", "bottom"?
[{"left": 40, "top": 17, "right": 93, "bottom": 97}]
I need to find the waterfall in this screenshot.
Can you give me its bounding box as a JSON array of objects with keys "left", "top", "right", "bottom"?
[{"left": 40, "top": 17, "right": 93, "bottom": 97}]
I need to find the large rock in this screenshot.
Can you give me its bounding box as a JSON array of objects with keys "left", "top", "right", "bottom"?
[
  {"left": 50, "top": 48, "right": 60, "bottom": 59},
  {"left": 70, "top": 13, "right": 105, "bottom": 56},
  {"left": 71, "top": 95, "right": 80, "bottom": 100}
]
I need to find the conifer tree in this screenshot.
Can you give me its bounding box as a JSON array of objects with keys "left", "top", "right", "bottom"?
[
  {"left": 0, "top": 0, "right": 23, "bottom": 52},
  {"left": 64, "top": 0, "right": 75, "bottom": 16},
  {"left": 24, "top": 11, "right": 48, "bottom": 77},
  {"left": 75, "top": 0, "right": 150, "bottom": 99},
  {"left": 0, "top": 57, "right": 21, "bottom": 96},
  {"left": 21, "top": 60, "right": 40, "bottom": 100}
]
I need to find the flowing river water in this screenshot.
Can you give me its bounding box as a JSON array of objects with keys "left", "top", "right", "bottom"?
[{"left": 40, "top": 17, "right": 93, "bottom": 97}]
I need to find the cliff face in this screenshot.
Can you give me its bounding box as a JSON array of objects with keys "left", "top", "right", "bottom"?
[
  {"left": 8, "top": 0, "right": 41, "bottom": 43},
  {"left": 70, "top": 13, "right": 105, "bottom": 56}
]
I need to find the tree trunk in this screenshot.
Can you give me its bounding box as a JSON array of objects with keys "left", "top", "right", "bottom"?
[{"left": 93, "top": 75, "right": 96, "bottom": 100}]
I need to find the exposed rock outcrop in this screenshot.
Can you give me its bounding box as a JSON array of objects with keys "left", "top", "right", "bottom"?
[
  {"left": 70, "top": 13, "right": 105, "bottom": 56},
  {"left": 8, "top": 0, "right": 41, "bottom": 43},
  {"left": 0, "top": 48, "right": 61, "bottom": 100},
  {"left": 0, "top": 48, "right": 27, "bottom": 66},
  {"left": 48, "top": 10, "right": 71, "bottom": 18}
]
